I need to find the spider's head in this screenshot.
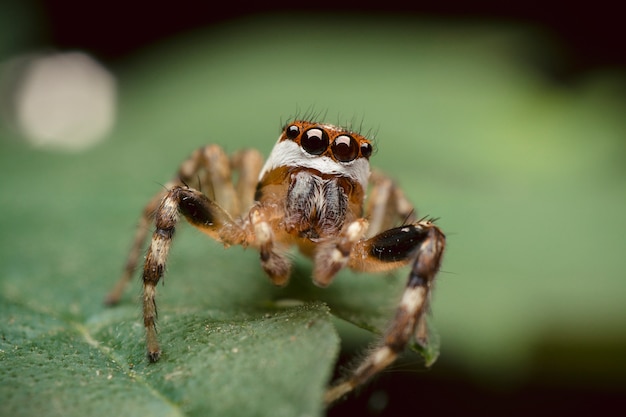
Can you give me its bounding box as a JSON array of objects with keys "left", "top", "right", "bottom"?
[{"left": 258, "top": 121, "right": 373, "bottom": 192}]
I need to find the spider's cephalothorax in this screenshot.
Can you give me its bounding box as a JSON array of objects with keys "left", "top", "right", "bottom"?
[
  {"left": 254, "top": 121, "right": 374, "bottom": 285},
  {"left": 105, "top": 120, "right": 446, "bottom": 405}
]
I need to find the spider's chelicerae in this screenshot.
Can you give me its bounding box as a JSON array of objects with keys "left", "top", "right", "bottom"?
[{"left": 105, "top": 120, "right": 446, "bottom": 404}]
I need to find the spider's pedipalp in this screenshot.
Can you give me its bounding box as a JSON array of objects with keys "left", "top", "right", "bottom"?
[
  {"left": 250, "top": 206, "right": 292, "bottom": 286},
  {"left": 312, "top": 218, "right": 368, "bottom": 287}
]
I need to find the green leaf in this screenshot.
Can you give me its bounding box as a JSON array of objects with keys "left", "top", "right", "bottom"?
[{"left": 0, "top": 295, "right": 339, "bottom": 417}]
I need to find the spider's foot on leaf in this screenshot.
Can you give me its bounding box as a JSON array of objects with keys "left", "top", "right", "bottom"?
[{"left": 148, "top": 350, "right": 161, "bottom": 363}]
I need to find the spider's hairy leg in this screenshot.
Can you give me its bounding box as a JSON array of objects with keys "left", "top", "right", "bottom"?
[
  {"left": 105, "top": 145, "right": 251, "bottom": 305},
  {"left": 230, "top": 149, "right": 264, "bottom": 214},
  {"left": 307, "top": 168, "right": 423, "bottom": 285},
  {"left": 312, "top": 218, "right": 369, "bottom": 287},
  {"left": 366, "top": 169, "right": 417, "bottom": 238},
  {"left": 142, "top": 185, "right": 245, "bottom": 361},
  {"left": 104, "top": 188, "right": 170, "bottom": 305},
  {"left": 325, "top": 220, "right": 445, "bottom": 404},
  {"left": 179, "top": 145, "right": 240, "bottom": 215},
  {"left": 250, "top": 205, "right": 292, "bottom": 286}
]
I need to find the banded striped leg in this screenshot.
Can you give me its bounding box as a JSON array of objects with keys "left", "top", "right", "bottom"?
[
  {"left": 325, "top": 220, "right": 445, "bottom": 404},
  {"left": 365, "top": 170, "right": 418, "bottom": 238},
  {"left": 250, "top": 204, "right": 293, "bottom": 287},
  {"left": 312, "top": 219, "right": 369, "bottom": 287},
  {"left": 181, "top": 145, "right": 240, "bottom": 215},
  {"left": 104, "top": 191, "right": 165, "bottom": 305},
  {"left": 229, "top": 149, "right": 289, "bottom": 287},
  {"left": 104, "top": 145, "right": 249, "bottom": 305},
  {"left": 230, "top": 149, "right": 265, "bottom": 214},
  {"left": 143, "top": 185, "right": 246, "bottom": 361}
]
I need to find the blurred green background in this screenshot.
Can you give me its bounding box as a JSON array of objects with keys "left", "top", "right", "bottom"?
[{"left": 1, "top": 2, "right": 625, "bottom": 416}]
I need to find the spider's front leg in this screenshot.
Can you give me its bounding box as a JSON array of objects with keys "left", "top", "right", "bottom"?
[
  {"left": 325, "top": 220, "right": 445, "bottom": 404},
  {"left": 104, "top": 146, "right": 263, "bottom": 306},
  {"left": 141, "top": 185, "right": 247, "bottom": 361}
]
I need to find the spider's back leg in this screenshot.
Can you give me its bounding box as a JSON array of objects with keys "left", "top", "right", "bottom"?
[
  {"left": 230, "top": 149, "right": 264, "bottom": 214},
  {"left": 365, "top": 169, "right": 417, "bottom": 237}
]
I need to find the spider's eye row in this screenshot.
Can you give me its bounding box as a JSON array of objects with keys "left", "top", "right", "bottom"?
[
  {"left": 331, "top": 135, "right": 359, "bottom": 162},
  {"left": 301, "top": 128, "right": 329, "bottom": 155},
  {"left": 360, "top": 142, "right": 373, "bottom": 159},
  {"left": 290, "top": 124, "right": 372, "bottom": 161},
  {"left": 285, "top": 124, "right": 300, "bottom": 139}
]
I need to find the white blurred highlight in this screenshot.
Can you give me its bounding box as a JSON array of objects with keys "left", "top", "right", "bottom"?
[{"left": 2, "top": 51, "right": 116, "bottom": 151}]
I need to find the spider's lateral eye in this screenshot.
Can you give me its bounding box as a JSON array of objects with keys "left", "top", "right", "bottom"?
[
  {"left": 360, "top": 142, "right": 373, "bottom": 158},
  {"left": 301, "top": 128, "right": 329, "bottom": 155},
  {"left": 331, "top": 135, "right": 359, "bottom": 162},
  {"left": 285, "top": 124, "right": 300, "bottom": 139}
]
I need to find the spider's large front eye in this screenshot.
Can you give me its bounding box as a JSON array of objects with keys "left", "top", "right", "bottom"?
[
  {"left": 301, "top": 128, "right": 329, "bottom": 155},
  {"left": 285, "top": 124, "right": 300, "bottom": 140},
  {"left": 331, "top": 135, "right": 358, "bottom": 162}
]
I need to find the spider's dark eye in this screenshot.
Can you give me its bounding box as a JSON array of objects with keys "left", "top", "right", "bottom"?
[
  {"left": 360, "top": 142, "right": 373, "bottom": 159},
  {"left": 285, "top": 124, "right": 300, "bottom": 140},
  {"left": 331, "top": 135, "right": 359, "bottom": 162},
  {"left": 301, "top": 128, "right": 329, "bottom": 155}
]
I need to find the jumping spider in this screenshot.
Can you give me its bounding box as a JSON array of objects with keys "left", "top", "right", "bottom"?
[{"left": 105, "top": 120, "right": 446, "bottom": 404}]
